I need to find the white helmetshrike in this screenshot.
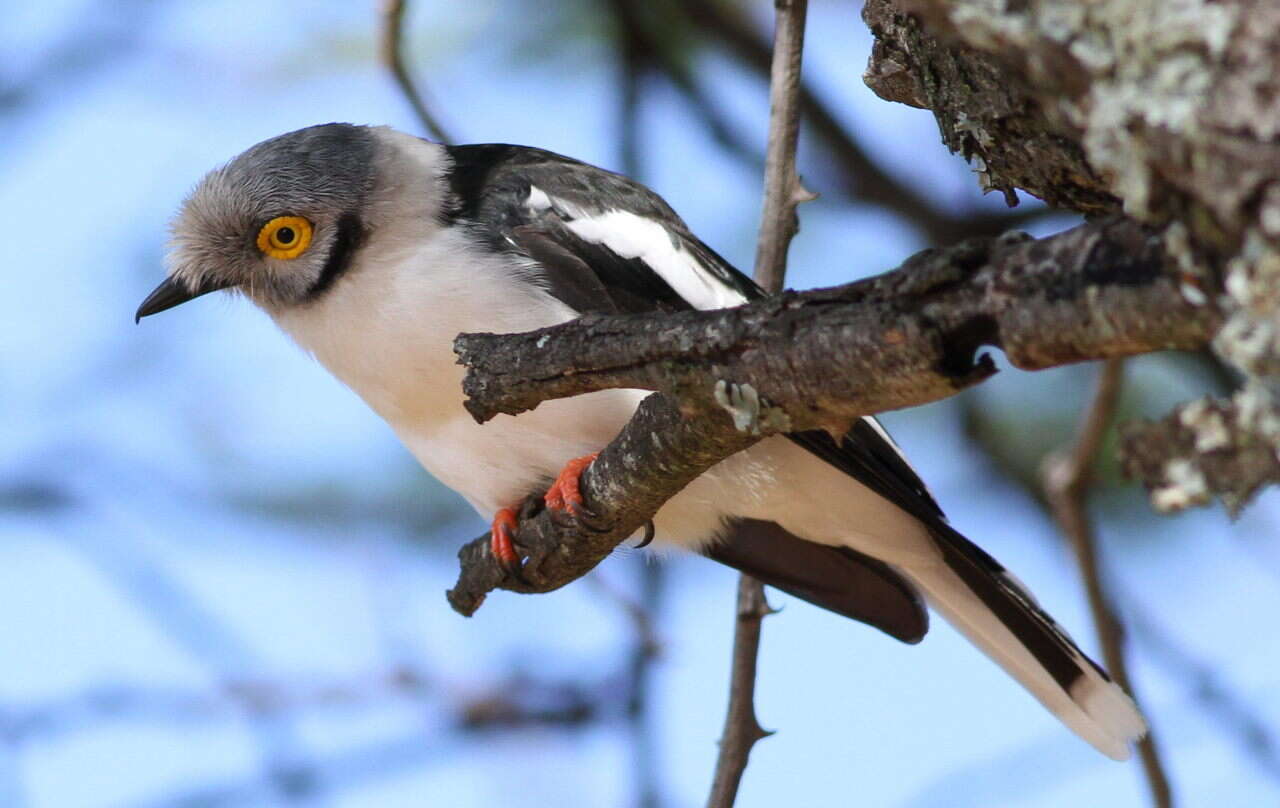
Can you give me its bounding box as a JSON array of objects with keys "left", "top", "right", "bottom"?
[{"left": 138, "top": 123, "right": 1146, "bottom": 759}]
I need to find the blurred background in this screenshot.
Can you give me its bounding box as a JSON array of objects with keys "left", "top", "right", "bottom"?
[{"left": 3, "top": 1, "right": 1278, "bottom": 806}]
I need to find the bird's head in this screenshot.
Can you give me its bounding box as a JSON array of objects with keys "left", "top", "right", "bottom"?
[{"left": 137, "top": 123, "right": 386, "bottom": 321}]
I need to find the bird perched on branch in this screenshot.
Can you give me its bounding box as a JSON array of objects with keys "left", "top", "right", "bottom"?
[{"left": 138, "top": 123, "right": 1145, "bottom": 759}]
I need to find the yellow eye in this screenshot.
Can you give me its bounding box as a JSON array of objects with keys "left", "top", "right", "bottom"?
[{"left": 256, "top": 216, "right": 313, "bottom": 259}]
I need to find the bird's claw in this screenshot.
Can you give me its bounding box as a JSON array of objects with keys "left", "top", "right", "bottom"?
[
  {"left": 633, "top": 520, "right": 656, "bottom": 549},
  {"left": 548, "top": 504, "right": 608, "bottom": 533},
  {"left": 489, "top": 506, "right": 527, "bottom": 584},
  {"left": 544, "top": 452, "right": 602, "bottom": 526}
]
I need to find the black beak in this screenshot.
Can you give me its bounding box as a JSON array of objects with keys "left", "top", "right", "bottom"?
[{"left": 135, "top": 275, "right": 233, "bottom": 323}]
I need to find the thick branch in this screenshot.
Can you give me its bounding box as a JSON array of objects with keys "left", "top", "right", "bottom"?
[
  {"left": 447, "top": 216, "right": 1220, "bottom": 615},
  {"left": 459, "top": 218, "right": 1219, "bottom": 432},
  {"left": 863, "top": 1, "right": 1280, "bottom": 515},
  {"left": 862, "top": 0, "right": 1117, "bottom": 213}
]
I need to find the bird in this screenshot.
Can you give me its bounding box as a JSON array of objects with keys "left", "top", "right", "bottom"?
[{"left": 137, "top": 122, "right": 1146, "bottom": 759}]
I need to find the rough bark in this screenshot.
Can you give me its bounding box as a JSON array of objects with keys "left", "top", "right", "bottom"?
[
  {"left": 448, "top": 216, "right": 1220, "bottom": 613},
  {"left": 862, "top": 0, "right": 1118, "bottom": 213},
  {"left": 862, "top": 0, "right": 1280, "bottom": 512},
  {"left": 458, "top": 218, "right": 1217, "bottom": 431}
]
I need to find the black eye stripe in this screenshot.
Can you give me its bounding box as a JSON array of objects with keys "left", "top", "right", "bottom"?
[{"left": 303, "top": 213, "right": 366, "bottom": 301}]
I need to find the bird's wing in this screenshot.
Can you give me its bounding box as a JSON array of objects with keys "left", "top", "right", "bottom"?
[
  {"left": 443, "top": 143, "right": 937, "bottom": 642},
  {"left": 443, "top": 143, "right": 759, "bottom": 314}
]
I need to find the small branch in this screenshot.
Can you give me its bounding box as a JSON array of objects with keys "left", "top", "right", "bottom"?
[
  {"left": 708, "top": 3, "right": 810, "bottom": 805},
  {"left": 752, "top": 0, "right": 814, "bottom": 292},
  {"left": 1042, "top": 360, "right": 1175, "bottom": 808},
  {"left": 378, "top": 0, "right": 452, "bottom": 143},
  {"left": 706, "top": 575, "right": 775, "bottom": 808}
]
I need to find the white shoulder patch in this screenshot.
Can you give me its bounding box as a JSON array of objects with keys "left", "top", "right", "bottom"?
[
  {"left": 526, "top": 186, "right": 553, "bottom": 211},
  {"left": 563, "top": 208, "right": 747, "bottom": 311}
]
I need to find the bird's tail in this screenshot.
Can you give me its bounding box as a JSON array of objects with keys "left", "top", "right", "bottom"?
[{"left": 900, "top": 523, "right": 1146, "bottom": 760}]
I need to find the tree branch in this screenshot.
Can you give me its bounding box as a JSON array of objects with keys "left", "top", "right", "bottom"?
[
  {"left": 862, "top": 0, "right": 1280, "bottom": 514},
  {"left": 750, "top": 0, "right": 814, "bottom": 293},
  {"left": 1042, "top": 360, "right": 1174, "bottom": 808},
  {"left": 861, "top": 0, "right": 1118, "bottom": 214},
  {"left": 446, "top": 392, "right": 757, "bottom": 615},
  {"left": 458, "top": 218, "right": 1218, "bottom": 429},
  {"left": 446, "top": 216, "right": 1220, "bottom": 614}
]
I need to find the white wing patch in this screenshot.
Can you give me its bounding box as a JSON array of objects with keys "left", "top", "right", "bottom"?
[
  {"left": 526, "top": 185, "right": 553, "bottom": 211},
  {"left": 537, "top": 201, "right": 746, "bottom": 312}
]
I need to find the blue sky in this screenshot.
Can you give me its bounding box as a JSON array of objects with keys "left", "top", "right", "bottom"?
[{"left": 2, "top": 1, "right": 1278, "bottom": 806}]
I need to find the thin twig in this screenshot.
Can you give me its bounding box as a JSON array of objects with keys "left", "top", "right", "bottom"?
[
  {"left": 379, "top": 0, "right": 452, "bottom": 143},
  {"left": 1043, "top": 359, "right": 1175, "bottom": 807},
  {"left": 707, "top": 2, "right": 810, "bottom": 806},
  {"left": 752, "top": 0, "right": 816, "bottom": 292},
  {"left": 706, "top": 575, "right": 775, "bottom": 807}
]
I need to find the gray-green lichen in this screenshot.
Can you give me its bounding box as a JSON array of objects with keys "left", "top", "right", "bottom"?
[
  {"left": 1217, "top": 232, "right": 1280, "bottom": 379},
  {"left": 1122, "top": 383, "right": 1280, "bottom": 516},
  {"left": 713, "top": 380, "right": 792, "bottom": 436},
  {"left": 884, "top": 0, "right": 1280, "bottom": 514},
  {"left": 1151, "top": 458, "right": 1210, "bottom": 513},
  {"left": 930, "top": 0, "right": 1241, "bottom": 221}
]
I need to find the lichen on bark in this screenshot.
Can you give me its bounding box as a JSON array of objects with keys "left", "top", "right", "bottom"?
[{"left": 863, "top": 0, "right": 1280, "bottom": 513}]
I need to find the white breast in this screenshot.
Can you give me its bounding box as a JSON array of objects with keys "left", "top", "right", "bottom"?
[{"left": 272, "top": 227, "right": 647, "bottom": 514}]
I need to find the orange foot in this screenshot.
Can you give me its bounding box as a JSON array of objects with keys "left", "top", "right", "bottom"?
[
  {"left": 489, "top": 506, "right": 523, "bottom": 580},
  {"left": 544, "top": 452, "right": 599, "bottom": 517}
]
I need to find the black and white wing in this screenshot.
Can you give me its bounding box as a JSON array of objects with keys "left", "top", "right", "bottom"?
[
  {"left": 443, "top": 142, "right": 938, "bottom": 643},
  {"left": 443, "top": 143, "right": 757, "bottom": 315}
]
